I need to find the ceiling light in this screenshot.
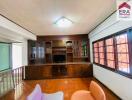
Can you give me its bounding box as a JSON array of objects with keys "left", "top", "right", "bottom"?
[{"left": 55, "top": 17, "right": 73, "bottom": 28}]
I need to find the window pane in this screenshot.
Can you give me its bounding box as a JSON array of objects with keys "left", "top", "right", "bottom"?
[
  {"left": 94, "top": 53, "right": 98, "bottom": 57},
  {"left": 93, "top": 42, "right": 99, "bottom": 64},
  {"left": 118, "top": 62, "right": 129, "bottom": 73},
  {"left": 116, "top": 34, "right": 127, "bottom": 44},
  {"left": 107, "top": 60, "right": 115, "bottom": 68},
  {"left": 95, "top": 58, "right": 98, "bottom": 63},
  {"left": 105, "top": 37, "right": 115, "bottom": 68},
  {"left": 100, "top": 59, "right": 104, "bottom": 65},
  {"left": 118, "top": 54, "right": 129, "bottom": 63},
  {"left": 116, "top": 33, "right": 130, "bottom": 73},
  {"left": 94, "top": 48, "right": 98, "bottom": 52},
  {"left": 99, "top": 41, "right": 104, "bottom": 47},
  {"left": 106, "top": 46, "right": 114, "bottom": 53},
  {"left": 99, "top": 47, "right": 104, "bottom": 52},
  {"left": 0, "top": 43, "right": 10, "bottom": 71},
  {"left": 107, "top": 53, "right": 114, "bottom": 60},
  {"left": 98, "top": 40, "right": 105, "bottom": 65},
  {"left": 117, "top": 44, "right": 128, "bottom": 53},
  {"left": 99, "top": 53, "right": 104, "bottom": 59},
  {"left": 94, "top": 43, "right": 98, "bottom": 47},
  {"left": 106, "top": 38, "right": 113, "bottom": 45}
]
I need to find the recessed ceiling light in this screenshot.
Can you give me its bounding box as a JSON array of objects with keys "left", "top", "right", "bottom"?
[{"left": 55, "top": 17, "right": 73, "bottom": 28}]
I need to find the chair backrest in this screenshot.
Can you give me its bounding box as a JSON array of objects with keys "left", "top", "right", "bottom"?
[
  {"left": 89, "top": 81, "right": 106, "bottom": 100},
  {"left": 27, "top": 84, "right": 42, "bottom": 100}
]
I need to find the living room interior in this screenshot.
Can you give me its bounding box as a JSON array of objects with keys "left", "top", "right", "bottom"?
[{"left": 0, "top": 0, "right": 132, "bottom": 100}]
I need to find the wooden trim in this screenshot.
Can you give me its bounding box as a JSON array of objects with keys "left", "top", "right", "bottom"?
[
  {"left": 113, "top": 36, "right": 118, "bottom": 69},
  {"left": 104, "top": 40, "right": 107, "bottom": 66},
  {"left": 92, "top": 42, "right": 95, "bottom": 63},
  {"left": 37, "top": 34, "right": 88, "bottom": 41}
]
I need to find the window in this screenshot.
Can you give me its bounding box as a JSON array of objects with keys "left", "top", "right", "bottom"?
[
  {"left": 115, "top": 33, "right": 130, "bottom": 73},
  {"left": 0, "top": 43, "right": 11, "bottom": 71},
  {"left": 105, "top": 37, "right": 115, "bottom": 68},
  {"left": 93, "top": 28, "right": 132, "bottom": 78},
  {"left": 93, "top": 42, "right": 99, "bottom": 63},
  {"left": 98, "top": 41, "right": 105, "bottom": 65},
  {"left": 93, "top": 41, "right": 105, "bottom": 65}
]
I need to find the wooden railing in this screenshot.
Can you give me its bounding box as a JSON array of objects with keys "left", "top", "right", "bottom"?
[{"left": 0, "top": 66, "right": 24, "bottom": 97}]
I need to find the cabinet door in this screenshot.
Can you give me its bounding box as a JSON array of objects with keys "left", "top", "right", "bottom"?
[
  {"left": 37, "top": 42, "right": 45, "bottom": 64},
  {"left": 28, "top": 40, "right": 45, "bottom": 64},
  {"left": 73, "top": 40, "right": 79, "bottom": 58},
  {"left": 25, "top": 66, "right": 42, "bottom": 80},
  {"left": 42, "top": 65, "right": 52, "bottom": 78},
  {"left": 73, "top": 40, "right": 88, "bottom": 58},
  {"left": 81, "top": 64, "right": 93, "bottom": 77},
  {"left": 67, "top": 65, "right": 75, "bottom": 77},
  {"left": 28, "top": 40, "right": 37, "bottom": 64},
  {"left": 67, "top": 64, "right": 83, "bottom": 77}
]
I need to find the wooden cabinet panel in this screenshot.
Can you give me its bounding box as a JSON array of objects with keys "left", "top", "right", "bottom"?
[
  {"left": 25, "top": 63, "right": 93, "bottom": 80},
  {"left": 67, "top": 65, "right": 74, "bottom": 77},
  {"left": 42, "top": 65, "right": 52, "bottom": 78},
  {"left": 52, "top": 40, "right": 66, "bottom": 47},
  {"left": 25, "top": 66, "right": 42, "bottom": 80}
]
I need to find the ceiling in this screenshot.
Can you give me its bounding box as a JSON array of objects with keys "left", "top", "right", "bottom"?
[{"left": 0, "top": 0, "right": 116, "bottom": 36}]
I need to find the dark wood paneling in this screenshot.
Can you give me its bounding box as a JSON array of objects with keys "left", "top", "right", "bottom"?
[
  {"left": 25, "top": 63, "right": 93, "bottom": 80},
  {"left": 37, "top": 34, "right": 88, "bottom": 41}
]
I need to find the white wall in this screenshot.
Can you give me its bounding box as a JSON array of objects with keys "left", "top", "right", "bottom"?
[
  {"left": 12, "top": 43, "right": 22, "bottom": 69},
  {"left": 89, "top": 12, "right": 132, "bottom": 100},
  {"left": 12, "top": 40, "right": 28, "bottom": 71},
  {"left": 22, "top": 39, "right": 28, "bottom": 66}
]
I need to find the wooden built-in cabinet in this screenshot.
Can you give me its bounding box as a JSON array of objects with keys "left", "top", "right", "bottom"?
[
  {"left": 28, "top": 34, "right": 90, "bottom": 64},
  {"left": 27, "top": 35, "right": 91, "bottom": 79}
]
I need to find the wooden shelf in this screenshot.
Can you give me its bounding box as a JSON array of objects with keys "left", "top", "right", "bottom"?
[
  {"left": 73, "top": 56, "right": 88, "bottom": 58},
  {"left": 67, "top": 52, "right": 73, "bottom": 53},
  {"left": 53, "top": 48, "right": 66, "bottom": 51}
]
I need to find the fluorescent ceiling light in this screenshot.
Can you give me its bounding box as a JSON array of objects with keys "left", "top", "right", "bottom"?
[{"left": 55, "top": 17, "right": 73, "bottom": 28}]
